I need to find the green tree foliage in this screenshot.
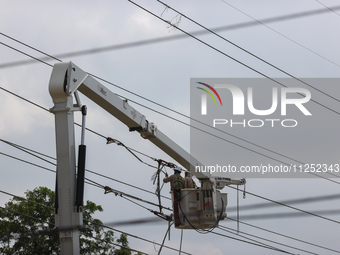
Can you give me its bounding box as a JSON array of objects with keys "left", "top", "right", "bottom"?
[{"left": 0, "top": 186, "right": 132, "bottom": 255}]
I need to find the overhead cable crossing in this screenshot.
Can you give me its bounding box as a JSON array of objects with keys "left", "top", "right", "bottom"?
[
  {"left": 1, "top": 36, "right": 340, "bottom": 183},
  {"left": 1, "top": 142, "right": 339, "bottom": 227},
  {"left": 1, "top": 33, "right": 340, "bottom": 178},
  {"left": 220, "top": 0, "right": 340, "bottom": 69},
  {"left": 0, "top": 149, "right": 168, "bottom": 212},
  {"left": 228, "top": 185, "right": 340, "bottom": 225},
  {"left": 224, "top": 217, "right": 340, "bottom": 254},
  {"left": 2, "top": 4, "right": 340, "bottom": 68},
  {"left": 0, "top": 137, "right": 170, "bottom": 200},
  {"left": 128, "top": 0, "right": 340, "bottom": 117},
  {"left": 217, "top": 225, "right": 317, "bottom": 255},
  {"left": 1, "top": 73, "right": 340, "bottom": 183},
  {"left": 0, "top": 201, "right": 295, "bottom": 255},
  {"left": 157, "top": 0, "right": 340, "bottom": 103}
]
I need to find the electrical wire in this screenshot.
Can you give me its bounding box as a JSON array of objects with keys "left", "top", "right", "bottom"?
[
  {"left": 2, "top": 4, "right": 340, "bottom": 69},
  {"left": 157, "top": 222, "right": 173, "bottom": 255},
  {"left": 2, "top": 123, "right": 340, "bottom": 228},
  {"left": 3, "top": 147, "right": 339, "bottom": 227},
  {"left": 0, "top": 86, "right": 50, "bottom": 112},
  {"left": 316, "top": 0, "right": 340, "bottom": 17},
  {"left": 217, "top": 225, "right": 317, "bottom": 255},
  {"left": 227, "top": 193, "right": 340, "bottom": 212},
  {"left": 1, "top": 82, "right": 340, "bottom": 197},
  {"left": 81, "top": 232, "right": 148, "bottom": 255},
  {"left": 0, "top": 151, "right": 55, "bottom": 173},
  {"left": 128, "top": 0, "right": 340, "bottom": 117},
  {"left": 33, "top": 4, "right": 323, "bottom": 182},
  {"left": 1, "top": 39, "right": 340, "bottom": 183},
  {"left": 224, "top": 217, "right": 340, "bottom": 254},
  {"left": 1, "top": 35, "right": 339, "bottom": 182},
  {"left": 1, "top": 189, "right": 336, "bottom": 255},
  {"left": 210, "top": 229, "right": 295, "bottom": 254},
  {"left": 227, "top": 209, "right": 340, "bottom": 221},
  {"left": 91, "top": 220, "right": 191, "bottom": 255},
  {"left": 1, "top": 35, "right": 339, "bottom": 204},
  {"left": 216, "top": 227, "right": 297, "bottom": 254},
  {"left": 220, "top": 0, "right": 340, "bottom": 69},
  {"left": 3, "top": 160, "right": 338, "bottom": 254},
  {"left": 0, "top": 136, "right": 170, "bottom": 200},
  {"left": 227, "top": 185, "right": 340, "bottom": 224},
  {"left": 1, "top": 149, "right": 338, "bottom": 253},
  {"left": 1, "top": 31, "right": 339, "bottom": 177},
  {"left": 103, "top": 185, "right": 172, "bottom": 212},
  {"left": 1, "top": 82, "right": 338, "bottom": 190},
  {"left": 1, "top": 28, "right": 338, "bottom": 253},
  {"left": 179, "top": 229, "right": 183, "bottom": 255},
  {"left": 0, "top": 41, "right": 53, "bottom": 67},
  {"left": 0, "top": 150, "right": 167, "bottom": 212},
  {"left": 158, "top": 0, "right": 340, "bottom": 104}
]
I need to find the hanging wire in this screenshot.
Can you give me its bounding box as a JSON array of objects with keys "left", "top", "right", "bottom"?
[
  {"left": 158, "top": 222, "right": 174, "bottom": 255},
  {"left": 218, "top": 225, "right": 317, "bottom": 255},
  {"left": 179, "top": 229, "right": 183, "bottom": 255}
]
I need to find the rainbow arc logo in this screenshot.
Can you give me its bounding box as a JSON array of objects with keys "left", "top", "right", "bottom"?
[{"left": 196, "top": 82, "right": 222, "bottom": 106}]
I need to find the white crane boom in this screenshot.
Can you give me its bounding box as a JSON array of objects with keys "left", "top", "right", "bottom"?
[{"left": 49, "top": 62, "right": 245, "bottom": 254}]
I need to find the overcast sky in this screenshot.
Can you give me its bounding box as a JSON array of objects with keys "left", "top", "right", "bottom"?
[{"left": 1, "top": 1, "right": 340, "bottom": 254}]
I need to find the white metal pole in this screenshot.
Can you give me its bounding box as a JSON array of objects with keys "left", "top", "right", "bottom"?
[{"left": 49, "top": 62, "right": 82, "bottom": 255}]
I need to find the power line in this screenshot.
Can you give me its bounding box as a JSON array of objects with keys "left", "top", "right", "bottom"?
[
  {"left": 81, "top": 232, "right": 148, "bottom": 255},
  {"left": 220, "top": 0, "right": 340, "bottom": 69},
  {"left": 224, "top": 217, "right": 340, "bottom": 254},
  {"left": 90, "top": 220, "right": 191, "bottom": 255},
  {"left": 1, "top": 159, "right": 337, "bottom": 254},
  {"left": 1, "top": 38, "right": 339, "bottom": 183},
  {"left": 227, "top": 209, "right": 340, "bottom": 221},
  {"left": 2, "top": 4, "right": 340, "bottom": 69},
  {"left": 3, "top": 142, "right": 339, "bottom": 234},
  {"left": 103, "top": 185, "right": 172, "bottom": 212},
  {"left": 125, "top": 2, "right": 340, "bottom": 184},
  {"left": 1, "top": 74, "right": 339, "bottom": 186},
  {"left": 129, "top": 0, "right": 340, "bottom": 118},
  {"left": 210, "top": 229, "right": 295, "bottom": 254},
  {"left": 158, "top": 0, "right": 340, "bottom": 104},
  {"left": 3, "top": 139, "right": 339, "bottom": 225},
  {"left": 0, "top": 137, "right": 170, "bottom": 200},
  {"left": 217, "top": 225, "right": 317, "bottom": 255},
  {"left": 0, "top": 34, "right": 337, "bottom": 177},
  {"left": 0, "top": 86, "right": 50, "bottom": 112},
  {"left": 0, "top": 41, "right": 53, "bottom": 68},
  {"left": 1, "top": 29, "right": 338, "bottom": 253},
  {"left": 0, "top": 151, "right": 55, "bottom": 173},
  {"left": 1, "top": 190, "right": 335, "bottom": 255},
  {"left": 2, "top": 145, "right": 338, "bottom": 229},
  {"left": 316, "top": 0, "right": 340, "bottom": 17},
  {"left": 227, "top": 193, "right": 340, "bottom": 212},
  {"left": 0, "top": 85, "right": 305, "bottom": 178},
  {"left": 227, "top": 185, "right": 340, "bottom": 224},
  {"left": 0, "top": 145, "right": 172, "bottom": 215}
]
